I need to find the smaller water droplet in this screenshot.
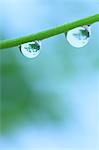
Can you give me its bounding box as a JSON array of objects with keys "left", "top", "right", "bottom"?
[
  {"left": 65, "top": 25, "right": 91, "bottom": 48},
  {"left": 19, "top": 41, "right": 41, "bottom": 58}
]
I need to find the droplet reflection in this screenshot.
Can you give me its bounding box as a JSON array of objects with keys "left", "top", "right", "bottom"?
[
  {"left": 19, "top": 41, "right": 41, "bottom": 58},
  {"left": 66, "top": 25, "right": 91, "bottom": 48}
]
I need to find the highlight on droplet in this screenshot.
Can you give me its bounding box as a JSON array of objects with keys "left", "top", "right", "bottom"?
[
  {"left": 19, "top": 41, "right": 41, "bottom": 58},
  {"left": 65, "top": 25, "right": 91, "bottom": 48}
]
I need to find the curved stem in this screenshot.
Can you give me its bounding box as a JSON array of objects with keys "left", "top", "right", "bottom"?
[{"left": 0, "top": 14, "right": 99, "bottom": 49}]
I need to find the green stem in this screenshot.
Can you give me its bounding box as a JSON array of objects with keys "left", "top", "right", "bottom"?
[{"left": 0, "top": 14, "right": 99, "bottom": 49}]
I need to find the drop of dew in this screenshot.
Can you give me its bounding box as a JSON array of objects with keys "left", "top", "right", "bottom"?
[
  {"left": 19, "top": 41, "right": 41, "bottom": 58},
  {"left": 66, "top": 25, "right": 91, "bottom": 48}
]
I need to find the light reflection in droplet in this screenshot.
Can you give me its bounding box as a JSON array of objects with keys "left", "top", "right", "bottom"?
[
  {"left": 66, "top": 25, "right": 91, "bottom": 48},
  {"left": 19, "top": 41, "right": 41, "bottom": 58}
]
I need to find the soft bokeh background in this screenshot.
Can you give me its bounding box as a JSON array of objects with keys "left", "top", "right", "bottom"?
[{"left": 0, "top": 0, "right": 99, "bottom": 150}]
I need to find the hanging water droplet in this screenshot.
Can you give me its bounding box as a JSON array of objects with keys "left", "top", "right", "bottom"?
[
  {"left": 66, "top": 25, "right": 91, "bottom": 48},
  {"left": 19, "top": 41, "right": 41, "bottom": 58}
]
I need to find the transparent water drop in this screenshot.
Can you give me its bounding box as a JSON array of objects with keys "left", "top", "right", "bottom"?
[
  {"left": 66, "top": 25, "right": 91, "bottom": 48},
  {"left": 19, "top": 41, "right": 41, "bottom": 58}
]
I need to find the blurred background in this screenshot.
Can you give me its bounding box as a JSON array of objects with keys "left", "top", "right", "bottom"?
[{"left": 0, "top": 0, "right": 99, "bottom": 150}]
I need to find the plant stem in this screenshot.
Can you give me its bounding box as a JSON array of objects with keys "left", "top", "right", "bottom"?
[{"left": 0, "top": 14, "right": 99, "bottom": 49}]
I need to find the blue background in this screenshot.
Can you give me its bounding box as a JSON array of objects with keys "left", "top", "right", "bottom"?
[{"left": 0, "top": 0, "right": 99, "bottom": 150}]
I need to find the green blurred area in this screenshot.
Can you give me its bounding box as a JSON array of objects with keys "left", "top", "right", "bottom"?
[{"left": 0, "top": 47, "right": 72, "bottom": 133}]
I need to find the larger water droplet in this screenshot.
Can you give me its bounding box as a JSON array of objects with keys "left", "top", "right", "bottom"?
[
  {"left": 66, "top": 25, "right": 91, "bottom": 48},
  {"left": 19, "top": 41, "right": 41, "bottom": 58}
]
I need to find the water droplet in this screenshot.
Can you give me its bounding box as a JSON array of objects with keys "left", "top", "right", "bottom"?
[
  {"left": 19, "top": 41, "right": 41, "bottom": 58},
  {"left": 66, "top": 25, "right": 91, "bottom": 48}
]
